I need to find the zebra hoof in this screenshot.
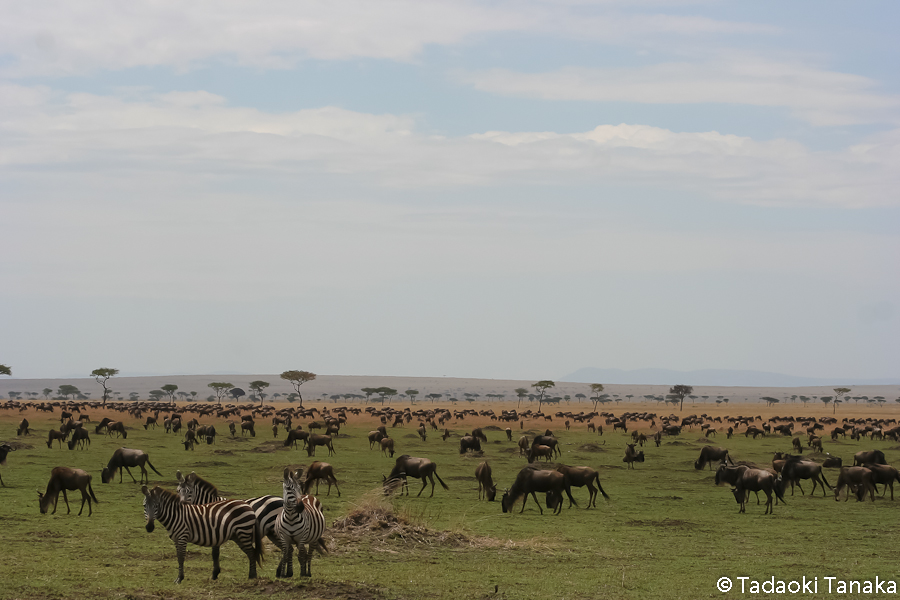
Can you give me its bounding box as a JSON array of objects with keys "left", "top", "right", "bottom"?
[{"left": 212, "top": 567, "right": 221, "bottom": 580}]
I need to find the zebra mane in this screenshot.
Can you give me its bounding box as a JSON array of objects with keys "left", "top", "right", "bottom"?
[
  {"left": 187, "top": 472, "right": 220, "bottom": 494},
  {"left": 150, "top": 486, "right": 182, "bottom": 504}
]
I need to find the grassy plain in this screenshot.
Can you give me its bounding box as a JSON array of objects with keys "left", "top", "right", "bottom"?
[{"left": 1, "top": 400, "right": 899, "bottom": 600}]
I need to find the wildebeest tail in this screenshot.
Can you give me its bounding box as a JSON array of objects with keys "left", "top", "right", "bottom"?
[
  {"left": 820, "top": 470, "right": 832, "bottom": 490},
  {"left": 593, "top": 473, "right": 610, "bottom": 500},
  {"left": 88, "top": 482, "right": 100, "bottom": 504},
  {"left": 435, "top": 471, "right": 449, "bottom": 490},
  {"left": 146, "top": 458, "right": 163, "bottom": 477}
]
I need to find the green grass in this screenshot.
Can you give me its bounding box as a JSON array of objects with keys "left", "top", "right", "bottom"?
[{"left": 2, "top": 408, "right": 899, "bottom": 599}]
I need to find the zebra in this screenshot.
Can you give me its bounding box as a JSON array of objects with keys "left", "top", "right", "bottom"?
[
  {"left": 141, "top": 485, "right": 262, "bottom": 583},
  {"left": 275, "top": 467, "right": 327, "bottom": 578},
  {"left": 175, "top": 470, "right": 283, "bottom": 547}
]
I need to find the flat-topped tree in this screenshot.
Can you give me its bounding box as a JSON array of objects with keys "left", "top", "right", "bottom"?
[
  {"left": 589, "top": 384, "right": 604, "bottom": 409},
  {"left": 91, "top": 368, "right": 118, "bottom": 406},
  {"left": 0, "top": 364, "right": 10, "bottom": 376},
  {"left": 532, "top": 380, "right": 555, "bottom": 411},
  {"left": 514, "top": 388, "right": 528, "bottom": 408},
  {"left": 280, "top": 370, "right": 316, "bottom": 408},
  {"left": 249, "top": 380, "right": 270, "bottom": 406},
  {"left": 161, "top": 384, "right": 178, "bottom": 403},
  {"left": 208, "top": 382, "right": 234, "bottom": 404},
  {"left": 406, "top": 389, "right": 419, "bottom": 404},
  {"left": 58, "top": 384, "right": 80, "bottom": 401},
  {"left": 669, "top": 385, "right": 693, "bottom": 412},
  {"left": 833, "top": 387, "right": 851, "bottom": 407}
]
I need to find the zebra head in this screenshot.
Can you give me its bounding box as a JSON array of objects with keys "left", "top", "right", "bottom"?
[
  {"left": 175, "top": 470, "right": 193, "bottom": 503},
  {"left": 141, "top": 485, "right": 157, "bottom": 532},
  {"left": 282, "top": 467, "right": 305, "bottom": 512}
]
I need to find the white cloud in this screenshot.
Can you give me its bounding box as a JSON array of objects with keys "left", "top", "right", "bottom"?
[
  {"left": 0, "top": 1, "right": 774, "bottom": 76},
  {"left": 1, "top": 85, "right": 898, "bottom": 208},
  {"left": 456, "top": 58, "right": 900, "bottom": 126}
]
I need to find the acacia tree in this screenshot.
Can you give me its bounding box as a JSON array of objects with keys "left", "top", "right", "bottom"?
[
  {"left": 376, "top": 387, "right": 398, "bottom": 404},
  {"left": 280, "top": 370, "right": 316, "bottom": 408},
  {"left": 249, "top": 380, "right": 270, "bottom": 405},
  {"left": 590, "top": 383, "right": 605, "bottom": 409},
  {"left": 532, "top": 380, "right": 555, "bottom": 411},
  {"left": 405, "top": 389, "right": 419, "bottom": 404},
  {"left": 0, "top": 364, "right": 10, "bottom": 376},
  {"left": 230, "top": 388, "right": 246, "bottom": 402},
  {"left": 833, "top": 387, "right": 851, "bottom": 407},
  {"left": 208, "top": 382, "right": 234, "bottom": 404},
  {"left": 58, "top": 384, "right": 80, "bottom": 400},
  {"left": 161, "top": 384, "right": 179, "bottom": 403},
  {"left": 91, "top": 367, "right": 119, "bottom": 406},
  {"left": 514, "top": 387, "right": 528, "bottom": 407},
  {"left": 669, "top": 385, "right": 694, "bottom": 412}
]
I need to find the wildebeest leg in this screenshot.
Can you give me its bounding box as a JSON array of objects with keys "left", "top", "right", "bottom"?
[
  {"left": 62, "top": 489, "right": 71, "bottom": 514},
  {"left": 764, "top": 490, "right": 773, "bottom": 515},
  {"left": 211, "top": 545, "right": 221, "bottom": 580},
  {"left": 78, "top": 491, "right": 87, "bottom": 516},
  {"left": 140, "top": 465, "right": 150, "bottom": 485},
  {"left": 528, "top": 491, "right": 544, "bottom": 515},
  {"left": 587, "top": 484, "right": 597, "bottom": 509},
  {"left": 796, "top": 481, "right": 805, "bottom": 495},
  {"left": 124, "top": 466, "right": 137, "bottom": 483}
]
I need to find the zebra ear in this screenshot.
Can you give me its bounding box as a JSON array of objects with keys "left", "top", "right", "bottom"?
[
  {"left": 176, "top": 470, "right": 183, "bottom": 482},
  {"left": 283, "top": 466, "right": 291, "bottom": 480}
]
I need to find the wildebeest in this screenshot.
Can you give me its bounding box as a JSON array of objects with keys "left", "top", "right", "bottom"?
[
  {"left": 37, "top": 467, "right": 99, "bottom": 516},
  {"left": 623, "top": 444, "right": 645, "bottom": 469},
  {"left": 528, "top": 444, "right": 554, "bottom": 462},
  {"left": 532, "top": 435, "right": 559, "bottom": 457},
  {"left": 241, "top": 422, "right": 256, "bottom": 437},
  {"left": 471, "top": 428, "right": 487, "bottom": 443},
  {"left": 459, "top": 435, "right": 482, "bottom": 454},
  {"left": 475, "top": 461, "right": 496, "bottom": 501},
  {"left": 101, "top": 448, "right": 163, "bottom": 484},
  {"left": 107, "top": 421, "right": 127, "bottom": 439},
  {"left": 555, "top": 465, "right": 609, "bottom": 508},
  {"left": 505, "top": 428, "right": 512, "bottom": 441},
  {"left": 517, "top": 436, "right": 530, "bottom": 456},
  {"left": 47, "top": 429, "right": 67, "bottom": 449},
  {"left": 715, "top": 464, "right": 785, "bottom": 515},
  {"left": 791, "top": 438, "right": 804, "bottom": 454},
  {"left": 383, "top": 455, "right": 449, "bottom": 497},
  {"left": 196, "top": 424, "right": 216, "bottom": 444},
  {"left": 143, "top": 416, "right": 158, "bottom": 430},
  {"left": 853, "top": 450, "right": 887, "bottom": 466},
  {"left": 300, "top": 461, "right": 341, "bottom": 497},
  {"left": 66, "top": 427, "right": 90, "bottom": 450},
  {"left": 0, "top": 443, "right": 14, "bottom": 486},
  {"left": 306, "top": 434, "right": 335, "bottom": 457},
  {"left": 17, "top": 418, "right": 31, "bottom": 436},
  {"left": 862, "top": 463, "right": 900, "bottom": 500},
  {"left": 822, "top": 454, "right": 843, "bottom": 468},
  {"left": 833, "top": 466, "right": 875, "bottom": 502},
  {"left": 693, "top": 446, "right": 734, "bottom": 470},
  {"left": 368, "top": 430, "right": 385, "bottom": 449},
  {"left": 380, "top": 437, "right": 395, "bottom": 458},
  {"left": 416, "top": 424, "right": 427, "bottom": 442},
  {"left": 744, "top": 427, "right": 765, "bottom": 439},
  {"left": 500, "top": 465, "right": 577, "bottom": 515},
  {"left": 809, "top": 436, "right": 823, "bottom": 453},
  {"left": 781, "top": 457, "right": 832, "bottom": 496},
  {"left": 284, "top": 429, "right": 309, "bottom": 449}
]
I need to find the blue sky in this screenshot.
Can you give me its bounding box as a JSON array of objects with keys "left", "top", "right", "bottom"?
[{"left": 1, "top": 1, "right": 897, "bottom": 381}]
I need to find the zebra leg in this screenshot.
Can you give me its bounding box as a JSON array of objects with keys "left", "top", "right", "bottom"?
[
  {"left": 211, "top": 546, "right": 221, "bottom": 580},
  {"left": 277, "top": 538, "right": 293, "bottom": 578},
  {"left": 297, "top": 544, "right": 310, "bottom": 577},
  {"left": 174, "top": 539, "right": 186, "bottom": 584}
]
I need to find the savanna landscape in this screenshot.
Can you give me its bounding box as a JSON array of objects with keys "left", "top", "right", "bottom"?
[{"left": 1, "top": 376, "right": 899, "bottom": 600}]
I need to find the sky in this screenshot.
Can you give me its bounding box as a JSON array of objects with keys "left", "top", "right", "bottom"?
[{"left": 0, "top": 1, "right": 898, "bottom": 381}]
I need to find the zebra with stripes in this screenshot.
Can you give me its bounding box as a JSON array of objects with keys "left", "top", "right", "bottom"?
[
  {"left": 175, "top": 470, "right": 283, "bottom": 547},
  {"left": 275, "top": 467, "right": 327, "bottom": 578},
  {"left": 141, "top": 485, "right": 262, "bottom": 583}
]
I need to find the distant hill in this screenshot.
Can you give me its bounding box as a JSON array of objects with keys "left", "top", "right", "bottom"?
[{"left": 561, "top": 367, "right": 900, "bottom": 388}]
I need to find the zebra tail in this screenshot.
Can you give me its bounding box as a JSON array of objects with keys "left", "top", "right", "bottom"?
[
  {"left": 435, "top": 471, "right": 449, "bottom": 490},
  {"left": 315, "top": 538, "right": 328, "bottom": 555},
  {"left": 253, "top": 515, "right": 264, "bottom": 566},
  {"left": 146, "top": 459, "right": 163, "bottom": 477}
]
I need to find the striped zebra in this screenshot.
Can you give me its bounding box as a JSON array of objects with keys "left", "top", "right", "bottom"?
[
  {"left": 275, "top": 467, "right": 327, "bottom": 578},
  {"left": 175, "top": 470, "right": 283, "bottom": 547},
  {"left": 141, "top": 485, "right": 262, "bottom": 583}
]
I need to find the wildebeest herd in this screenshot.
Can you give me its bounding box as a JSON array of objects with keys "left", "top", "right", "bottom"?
[{"left": 2, "top": 399, "right": 899, "bottom": 585}]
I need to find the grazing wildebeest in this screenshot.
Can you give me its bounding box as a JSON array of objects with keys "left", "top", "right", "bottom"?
[
  {"left": 196, "top": 425, "right": 216, "bottom": 444},
  {"left": 142, "top": 485, "right": 262, "bottom": 584},
  {"left": 822, "top": 454, "right": 842, "bottom": 468},
  {"left": 715, "top": 464, "right": 785, "bottom": 514},
  {"left": 228, "top": 421, "right": 237, "bottom": 436},
  {"left": 518, "top": 436, "right": 530, "bottom": 456},
  {"left": 862, "top": 463, "right": 900, "bottom": 500},
  {"left": 300, "top": 461, "right": 341, "bottom": 497},
  {"left": 306, "top": 434, "right": 335, "bottom": 457},
  {"left": 556, "top": 465, "right": 609, "bottom": 508},
  {"left": 500, "top": 466, "right": 577, "bottom": 515},
  {"left": 781, "top": 458, "right": 832, "bottom": 496},
  {"left": 94, "top": 418, "right": 112, "bottom": 435},
  {"left": 144, "top": 416, "right": 158, "bottom": 430},
  {"left": 101, "top": 448, "right": 163, "bottom": 484},
  {"left": 809, "top": 436, "right": 823, "bottom": 453},
  {"left": 475, "top": 461, "right": 496, "bottom": 501},
  {"left": 471, "top": 428, "right": 487, "bottom": 443},
  {"left": 854, "top": 450, "right": 887, "bottom": 466},
  {"left": 285, "top": 429, "right": 309, "bottom": 449},
  {"left": 416, "top": 424, "right": 427, "bottom": 442},
  {"left": 383, "top": 455, "right": 449, "bottom": 497},
  {"left": 623, "top": 444, "right": 644, "bottom": 469},
  {"left": 693, "top": 446, "right": 734, "bottom": 470},
  {"left": 0, "top": 443, "right": 14, "bottom": 486},
  {"left": 107, "top": 421, "right": 128, "bottom": 439},
  {"left": 368, "top": 430, "right": 385, "bottom": 449},
  {"left": 17, "top": 418, "right": 31, "bottom": 436},
  {"left": 833, "top": 466, "right": 875, "bottom": 502},
  {"left": 532, "top": 435, "right": 559, "bottom": 457},
  {"left": 528, "top": 444, "right": 554, "bottom": 463},
  {"left": 653, "top": 431, "right": 662, "bottom": 447},
  {"left": 241, "top": 421, "right": 256, "bottom": 437},
  {"left": 831, "top": 427, "right": 846, "bottom": 440},
  {"left": 37, "top": 467, "right": 99, "bottom": 516},
  {"left": 380, "top": 437, "right": 395, "bottom": 458},
  {"left": 47, "top": 429, "right": 67, "bottom": 449},
  {"left": 744, "top": 427, "right": 764, "bottom": 439},
  {"left": 459, "top": 435, "right": 482, "bottom": 454},
  {"left": 791, "top": 438, "right": 804, "bottom": 454},
  {"left": 67, "top": 427, "right": 90, "bottom": 450},
  {"left": 505, "top": 428, "right": 512, "bottom": 441},
  {"left": 442, "top": 429, "right": 451, "bottom": 441}
]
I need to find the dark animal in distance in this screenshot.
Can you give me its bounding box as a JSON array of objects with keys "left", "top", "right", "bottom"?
[
  {"left": 37, "top": 466, "right": 99, "bottom": 516},
  {"left": 693, "top": 446, "right": 734, "bottom": 470},
  {"left": 854, "top": 450, "right": 887, "bottom": 466},
  {"left": 383, "top": 455, "right": 449, "bottom": 498},
  {"left": 556, "top": 465, "right": 609, "bottom": 509},
  {"left": 781, "top": 457, "right": 832, "bottom": 496},
  {"left": 861, "top": 463, "right": 900, "bottom": 500},
  {"left": 106, "top": 421, "right": 127, "bottom": 439},
  {"left": 715, "top": 464, "right": 785, "bottom": 515},
  {"left": 101, "top": 448, "right": 163, "bottom": 484},
  {"left": 833, "top": 466, "right": 876, "bottom": 502},
  {"left": 0, "top": 443, "right": 14, "bottom": 486},
  {"left": 66, "top": 428, "right": 90, "bottom": 450},
  {"left": 299, "top": 461, "right": 341, "bottom": 497},
  {"left": 623, "top": 444, "right": 645, "bottom": 469},
  {"left": 475, "top": 461, "right": 496, "bottom": 501},
  {"left": 459, "top": 435, "right": 482, "bottom": 454},
  {"left": 305, "top": 434, "right": 335, "bottom": 457},
  {"left": 380, "top": 437, "right": 395, "bottom": 458},
  {"left": 47, "top": 429, "right": 67, "bottom": 448}
]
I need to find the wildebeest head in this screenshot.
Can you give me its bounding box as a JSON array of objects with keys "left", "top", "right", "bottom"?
[
  {"left": 101, "top": 467, "right": 113, "bottom": 484},
  {"left": 730, "top": 487, "right": 745, "bottom": 505}
]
